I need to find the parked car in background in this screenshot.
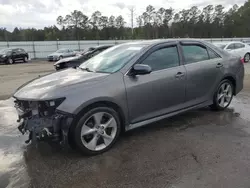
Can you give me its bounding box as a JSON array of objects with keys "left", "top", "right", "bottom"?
[
  {"left": 14, "top": 39, "right": 244, "bottom": 155},
  {"left": 47, "top": 48, "right": 76, "bottom": 61},
  {"left": 213, "top": 41, "right": 250, "bottom": 63},
  {"left": 0, "top": 48, "right": 29, "bottom": 64},
  {"left": 75, "top": 47, "right": 96, "bottom": 56},
  {"left": 54, "top": 45, "right": 112, "bottom": 70}
]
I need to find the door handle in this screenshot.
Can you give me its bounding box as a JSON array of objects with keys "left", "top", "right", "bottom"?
[
  {"left": 216, "top": 63, "right": 223, "bottom": 68},
  {"left": 175, "top": 72, "right": 185, "bottom": 78}
]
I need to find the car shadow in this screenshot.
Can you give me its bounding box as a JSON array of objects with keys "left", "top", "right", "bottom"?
[{"left": 23, "top": 106, "right": 239, "bottom": 159}]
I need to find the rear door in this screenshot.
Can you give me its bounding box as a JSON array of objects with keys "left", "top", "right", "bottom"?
[
  {"left": 180, "top": 42, "right": 224, "bottom": 106},
  {"left": 124, "top": 43, "right": 187, "bottom": 123}
]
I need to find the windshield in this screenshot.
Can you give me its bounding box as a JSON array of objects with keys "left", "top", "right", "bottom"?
[
  {"left": 81, "top": 47, "right": 96, "bottom": 55},
  {"left": 79, "top": 44, "right": 146, "bottom": 73},
  {"left": 56, "top": 49, "right": 67, "bottom": 53},
  {"left": 214, "top": 43, "right": 226, "bottom": 49},
  {"left": 0, "top": 49, "right": 11, "bottom": 54}
]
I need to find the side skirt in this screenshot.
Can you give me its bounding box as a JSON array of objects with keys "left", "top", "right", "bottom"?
[{"left": 125, "top": 100, "right": 212, "bottom": 131}]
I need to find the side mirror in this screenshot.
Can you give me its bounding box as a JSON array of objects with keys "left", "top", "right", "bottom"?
[{"left": 131, "top": 64, "right": 152, "bottom": 76}]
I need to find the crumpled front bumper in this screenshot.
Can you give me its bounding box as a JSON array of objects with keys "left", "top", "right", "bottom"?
[{"left": 17, "top": 109, "right": 74, "bottom": 147}]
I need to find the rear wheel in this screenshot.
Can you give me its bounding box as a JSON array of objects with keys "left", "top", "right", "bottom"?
[
  {"left": 210, "top": 79, "right": 234, "bottom": 110},
  {"left": 73, "top": 106, "right": 121, "bottom": 155},
  {"left": 244, "top": 53, "right": 250, "bottom": 63},
  {"left": 23, "top": 56, "right": 28, "bottom": 62}
]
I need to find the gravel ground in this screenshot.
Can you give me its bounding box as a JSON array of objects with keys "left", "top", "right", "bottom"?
[{"left": 0, "top": 62, "right": 250, "bottom": 188}]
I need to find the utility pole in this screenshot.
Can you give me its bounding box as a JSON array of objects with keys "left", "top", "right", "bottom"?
[{"left": 129, "top": 7, "right": 135, "bottom": 39}]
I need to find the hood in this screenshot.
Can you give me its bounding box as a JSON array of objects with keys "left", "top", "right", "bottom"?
[
  {"left": 48, "top": 52, "right": 62, "bottom": 56},
  {"left": 14, "top": 68, "right": 109, "bottom": 100},
  {"left": 54, "top": 56, "right": 80, "bottom": 65}
]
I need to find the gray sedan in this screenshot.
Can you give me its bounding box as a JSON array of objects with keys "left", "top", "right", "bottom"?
[
  {"left": 14, "top": 39, "right": 244, "bottom": 155},
  {"left": 47, "top": 48, "right": 76, "bottom": 61}
]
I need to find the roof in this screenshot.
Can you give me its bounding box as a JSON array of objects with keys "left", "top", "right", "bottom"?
[
  {"left": 121, "top": 38, "right": 214, "bottom": 46},
  {"left": 94, "top": 45, "right": 113, "bottom": 49},
  {"left": 212, "top": 41, "right": 245, "bottom": 45}
]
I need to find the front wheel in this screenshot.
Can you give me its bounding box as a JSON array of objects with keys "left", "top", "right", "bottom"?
[
  {"left": 8, "top": 58, "right": 14, "bottom": 64},
  {"left": 73, "top": 106, "right": 121, "bottom": 155},
  {"left": 210, "top": 79, "right": 234, "bottom": 110}
]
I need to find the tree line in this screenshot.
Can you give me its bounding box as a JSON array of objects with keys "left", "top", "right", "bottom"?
[{"left": 1, "top": 0, "right": 250, "bottom": 41}]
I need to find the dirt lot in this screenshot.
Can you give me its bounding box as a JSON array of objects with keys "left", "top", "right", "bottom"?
[
  {"left": 1, "top": 62, "right": 250, "bottom": 188},
  {"left": 0, "top": 61, "right": 54, "bottom": 100}
]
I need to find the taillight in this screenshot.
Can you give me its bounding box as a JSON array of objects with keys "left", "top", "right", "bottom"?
[{"left": 240, "top": 58, "right": 245, "bottom": 63}]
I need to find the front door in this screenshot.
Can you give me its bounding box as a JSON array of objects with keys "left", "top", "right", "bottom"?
[{"left": 124, "top": 44, "right": 186, "bottom": 124}]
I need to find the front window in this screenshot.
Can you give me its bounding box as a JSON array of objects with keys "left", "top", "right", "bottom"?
[
  {"left": 79, "top": 44, "right": 146, "bottom": 73},
  {"left": 226, "top": 44, "right": 235, "bottom": 50},
  {"left": 142, "top": 46, "right": 179, "bottom": 71}
]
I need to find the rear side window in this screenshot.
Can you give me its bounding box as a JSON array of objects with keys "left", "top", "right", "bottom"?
[
  {"left": 207, "top": 48, "right": 220, "bottom": 59},
  {"left": 235, "top": 43, "right": 245, "bottom": 49},
  {"left": 142, "top": 46, "right": 179, "bottom": 71},
  {"left": 182, "top": 45, "right": 209, "bottom": 64}
]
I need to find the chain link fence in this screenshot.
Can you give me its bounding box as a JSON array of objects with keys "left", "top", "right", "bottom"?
[{"left": 0, "top": 38, "right": 250, "bottom": 59}]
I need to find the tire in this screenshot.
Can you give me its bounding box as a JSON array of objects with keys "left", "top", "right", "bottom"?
[
  {"left": 8, "top": 58, "right": 14, "bottom": 64},
  {"left": 210, "top": 79, "right": 234, "bottom": 111},
  {"left": 23, "top": 56, "right": 28, "bottom": 62},
  {"left": 73, "top": 106, "right": 121, "bottom": 155},
  {"left": 244, "top": 53, "right": 250, "bottom": 63}
]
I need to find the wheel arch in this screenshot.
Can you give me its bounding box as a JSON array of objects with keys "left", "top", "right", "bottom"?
[
  {"left": 71, "top": 99, "right": 127, "bottom": 133},
  {"left": 67, "top": 100, "right": 127, "bottom": 148},
  {"left": 221, "top": 75, "right": 236, "bottom": 95}
]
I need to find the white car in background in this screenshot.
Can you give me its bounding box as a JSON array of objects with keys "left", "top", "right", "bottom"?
[{"left": 213, "top": 41, "right": 250, "bottom": 63}]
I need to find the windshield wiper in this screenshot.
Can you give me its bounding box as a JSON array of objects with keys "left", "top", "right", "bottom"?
[{"left": 78, "top": 67, "right": 94, "bottom": 72}]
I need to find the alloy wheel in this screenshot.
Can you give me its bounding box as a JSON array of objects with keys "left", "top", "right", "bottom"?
[
  {"left": 80, "top": 112, "right": 118, "bottom": 151},
  {"left": 217, "top": 82, "right": 233, "bottom": 108}
]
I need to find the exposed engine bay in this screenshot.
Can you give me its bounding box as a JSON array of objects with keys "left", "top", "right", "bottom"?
[{"left": 14, "top": 98, "right": 71, "bottom": 145}]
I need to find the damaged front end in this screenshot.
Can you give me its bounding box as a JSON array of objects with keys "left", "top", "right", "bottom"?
[{"left": 14, "top": 98, "right": 73, "bottom": 146}]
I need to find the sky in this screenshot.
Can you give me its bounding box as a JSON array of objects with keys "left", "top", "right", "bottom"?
[{"left": 0, "top": 0, "right": 246, "bottom": 31}]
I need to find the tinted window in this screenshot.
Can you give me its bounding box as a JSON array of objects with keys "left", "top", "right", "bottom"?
[
  {"left": 12, "top": 49, "right": 18, "bottom": 54},
  {"left": 92, "top": 50, "right": 101, "bottom": 56},
  {"left": 18, "top": 49, "right": 25, "bottom": 53},
  {"left": 208, "top": 48, "right": 220, "bottom": 59},
  {"left": 235, "top": 43, "right": 245, "bottom": 49},
  {"left": 142, "top": 46, "right": 179, "bottom": 71},
  {"left": 214, "top": 43, "right": 226, "bottom": 49},
  {"left": 182, "top": 45, "right": 209, "bottom": 64},
  {"left": 227, "top": 44, "right": 235, "bottom": 50}
]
